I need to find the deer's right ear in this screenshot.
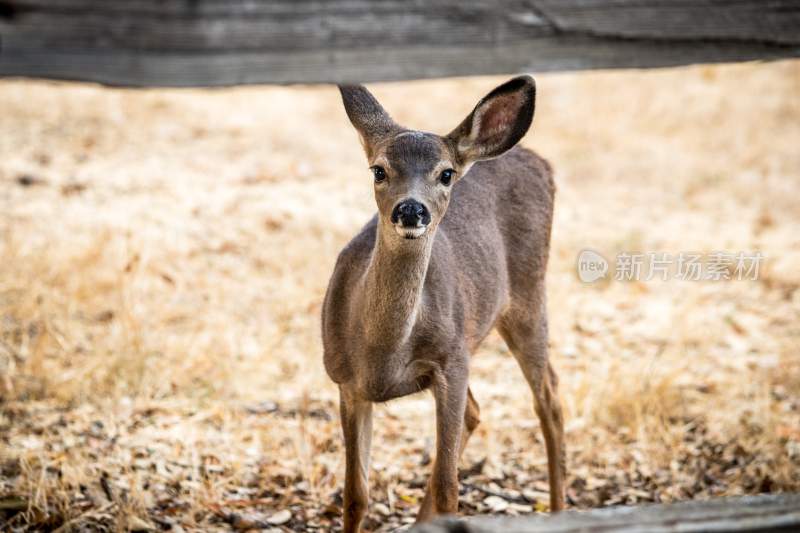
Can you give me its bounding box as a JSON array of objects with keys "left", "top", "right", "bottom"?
[
  {"left": 339, "top": 85, "right": 397, "bottom": 155},
  {"left": 447, "top": 76, "right": 536, "bottom": 165}
]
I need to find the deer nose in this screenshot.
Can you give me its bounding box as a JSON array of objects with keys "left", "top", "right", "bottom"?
[{"left": 391, "top": 200, "right": 430, "bottom": 227}]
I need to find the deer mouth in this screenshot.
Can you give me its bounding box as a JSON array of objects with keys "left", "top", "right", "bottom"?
[{"left": 394, "top": 225, "right": 427, "bottom": 239}]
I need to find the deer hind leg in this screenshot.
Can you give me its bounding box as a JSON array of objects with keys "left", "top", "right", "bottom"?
[
  {"left": 459, "top": 387, "right": 481, "bottom": 458},
  {"left": 497, "top": 312, "right": 566, "bottom": 512}
]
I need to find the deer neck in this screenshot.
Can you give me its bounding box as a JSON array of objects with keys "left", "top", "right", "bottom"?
[{"left": 356, "top": 221, "right": 434, "bottom": 352}]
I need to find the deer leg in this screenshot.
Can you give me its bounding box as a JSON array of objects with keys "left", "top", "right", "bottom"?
[
  {"left": 459, "top": 387, "right": 481, "bottom": 458},
  {"left": 339, "top": 386, "right": 373, "bottom": 533},
  {"left": 417, "top": 366, "right": 468, "bottom": 522},
  {"left": 498, "top": 317, "right": 566, "bottom": 512},
  {"left": 531, "top": 361, "right": 566, "bottom": 511}
]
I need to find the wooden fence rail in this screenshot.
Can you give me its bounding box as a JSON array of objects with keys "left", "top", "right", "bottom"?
[
  {"left": 1, "top": 1, "right": 799, "bottom": 86},
  {"left": 412, "top": 493, "right": 800, "bottom": 533}
]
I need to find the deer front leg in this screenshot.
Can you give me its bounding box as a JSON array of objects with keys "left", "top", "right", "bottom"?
[
  {"left": 417, "top": 365, "right": 468, "bottom": 522},
  {"left": 340, "top": 386, "right": 373, "bottom": 533}
]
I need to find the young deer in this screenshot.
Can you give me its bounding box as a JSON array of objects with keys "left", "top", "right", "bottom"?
[{"left": 322, "top": 76, "right": 565, "bottom": 531}]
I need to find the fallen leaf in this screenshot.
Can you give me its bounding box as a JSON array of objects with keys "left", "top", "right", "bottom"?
[{"left": 266, "top": 509, "right": 291, "bottom": 525}]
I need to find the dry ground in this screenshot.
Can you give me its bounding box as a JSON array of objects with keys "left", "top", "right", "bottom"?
[{"left": 1, "top": 60, "right": 799, "bottom": 532}]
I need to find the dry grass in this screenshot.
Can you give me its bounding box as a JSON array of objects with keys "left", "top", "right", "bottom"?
[{"left": 1, "top": 60, "right": 799, "bottom": 531}]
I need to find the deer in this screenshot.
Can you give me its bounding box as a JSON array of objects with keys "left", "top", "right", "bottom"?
[{"left": 322, "top": 75, "right": 565, "bottom": 531}]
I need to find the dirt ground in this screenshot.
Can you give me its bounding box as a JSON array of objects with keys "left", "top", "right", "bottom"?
[{"left": 1, "top": 60, "right": 799, "bottom": 532}]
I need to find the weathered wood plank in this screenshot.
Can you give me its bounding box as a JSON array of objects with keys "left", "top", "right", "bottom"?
[
  {"left": 536, "top": 0, "right": 800, "bottom": 44},
  {"left": 1, "top": 0, "right": 799, "bottom": 86},
  {"left": 411, "top": 493, "right": 800, "bottom": 533}
]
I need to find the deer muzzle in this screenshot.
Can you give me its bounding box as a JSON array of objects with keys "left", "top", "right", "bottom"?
[{"left": 391, "top": 199, "right": 431, "bottom": 239}]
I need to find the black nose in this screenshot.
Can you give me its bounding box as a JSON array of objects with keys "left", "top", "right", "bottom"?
[{"left": 391, "top": 200, "right": 431, "bottom": 227}]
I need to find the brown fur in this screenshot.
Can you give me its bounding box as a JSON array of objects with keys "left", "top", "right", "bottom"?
[{"left": 322, "top": 77, "right": 565, "bottom": 531}]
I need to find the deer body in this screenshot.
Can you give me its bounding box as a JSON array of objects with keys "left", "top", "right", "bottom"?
[
  {"left": 322, "top": 78, "right": 565, "bottom": 531},
  {"left": 324, "top": 147, "right": 552, "bottom": 401}
]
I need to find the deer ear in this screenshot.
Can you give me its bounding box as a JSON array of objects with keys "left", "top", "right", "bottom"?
[
  {"left": 339, "top": 85, "right": 398, "bottom": 155},
  {"left": 447, "top": 76, "right": 535, "bottom": 164}
]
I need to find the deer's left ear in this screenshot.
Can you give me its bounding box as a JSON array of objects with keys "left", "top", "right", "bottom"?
[
  {"left": 339, "top": 84, "right": 398, "bottom": 156},
  {"left": 447, "top": 76, "right": 535, "bottom": 164}
]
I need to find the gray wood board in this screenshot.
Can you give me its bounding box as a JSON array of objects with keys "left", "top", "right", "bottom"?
[
  {"left": 1, "top": 1, "right": 799, "bottom": 86},
  {"left": 411, "top": 493, "right": 800, "bottom": 533}
]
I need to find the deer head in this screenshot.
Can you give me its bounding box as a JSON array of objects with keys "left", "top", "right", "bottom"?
[{"left": 339, "top": 76, "right": 536, "bottom": 241}]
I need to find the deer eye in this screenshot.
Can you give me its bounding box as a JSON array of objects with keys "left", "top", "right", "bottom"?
[
  {"left": 371, "top": 166, "right": 387, "bottom": 183},
  {"left": 439, "top": 168, "right": 455, "bottom": 186}
]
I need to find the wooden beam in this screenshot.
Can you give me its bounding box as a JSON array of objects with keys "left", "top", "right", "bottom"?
[
  {"left": 412, "top": 493, "right": 800, "bottom": 533},
  {"left": 0, "top": 1, "right": 799, "bottom": 87}
]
